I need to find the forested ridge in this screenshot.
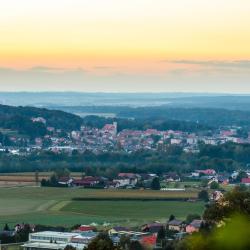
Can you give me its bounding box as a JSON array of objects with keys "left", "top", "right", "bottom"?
[{"left": 0, "top": 104, "right": 82, "bottom": 138}]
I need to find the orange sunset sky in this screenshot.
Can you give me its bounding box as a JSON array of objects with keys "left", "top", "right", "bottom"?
[{"left": 0, "top": 0, "right": 250, "bottom": 92}]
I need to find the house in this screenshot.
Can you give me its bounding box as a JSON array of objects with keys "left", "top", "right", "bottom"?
[
  {"left": 186, "top": 220, "right": 203, "bottom": 233},
  {"left": 164, "top": 173, "right": 180, "bottom": 182},
  {"left": 140, "top": 235, "right": 157, "bottom": 247},
  {"left": 170, "top": 138, "right": 182, "bottom": 145},
  {"left": 241, "top": 178, "right": 250, "bottom": 186},
  {"left": 77, "top": 225, "right": 96, "bottom": 232},
  {"left": 71, "top": 231, "right": 97, "bottom": 245},
  {"left": 168, "top": 219, "right": 185, "bottom": 232},
  {"left": 31, "top": 117, "right": 46, "bottom": 124},
  {"left": 109, "top": 227, "right": 149, "bottom": 240},
  {"left": 113, "top": 176, "right": 137, "bottom": 187},
  {"left": 58, "top": 177, "right": 74, "bottom": 186},
  {"left": 186, "top": 137, "right": 198, "bottom": 145},
  {"left": 106, "top": 181, "right": 120, "bottom": 189},
  {"left": 190, "top": 172, "right": 200, "bottom": 178},
  {"left": 196, "top": 169, "right": 216, "bottom": 175},
  {"left": 218, "top": 175, "right": 229, "bottom": 185},
  {"left": 141, "top": 223, "right": 164, "bottom": 234},
  {"left": 73, "top": 176, "right": 101, "bottom": 187},
  {"left": 109, "top": 226, "right": 130, "bottom": 236}
]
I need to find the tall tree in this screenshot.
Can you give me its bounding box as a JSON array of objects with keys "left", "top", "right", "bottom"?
[{"left": 151, "top": 177, "right": 161, "bottom": 190}]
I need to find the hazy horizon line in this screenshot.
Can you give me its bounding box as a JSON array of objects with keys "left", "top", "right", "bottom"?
[{"left": 0, "top": 91, "right": 250, "bottom": 96}]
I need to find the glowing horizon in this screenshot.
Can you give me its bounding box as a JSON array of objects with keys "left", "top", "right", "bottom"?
[{"left": 1, "top": 0, "right": 250, "bottom": 92}]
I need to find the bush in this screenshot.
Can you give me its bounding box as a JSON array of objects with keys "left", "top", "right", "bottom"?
[{"left": 198, "top": 190, "right": 209, "bottom": 202}]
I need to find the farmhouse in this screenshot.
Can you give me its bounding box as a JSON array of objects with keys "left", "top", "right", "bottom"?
[
  {"left": 141, "top": 223, "right": 164, "bottom": 234},
  {"left": 186, "top": 220, "right": 203, "bottom": 233},
  {"left": 168, "top": 219, "right": 185, "bottom": 232},
  {"left": 73, "top": 176, "right": 101, "bottom": 187}
]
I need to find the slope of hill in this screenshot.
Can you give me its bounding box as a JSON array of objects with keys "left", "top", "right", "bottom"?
[{"left": 0, "top": 104, "right": 82, "bottom": 139}]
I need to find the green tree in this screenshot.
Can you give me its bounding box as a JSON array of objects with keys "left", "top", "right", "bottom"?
[
  {"left": 86, "top": 233, "right": 116, "bottom": 250},
  {"left": 203, "top": 187, "right": 250, "bottom": 224},
  {"left": 200, "top": 179, "right": 209, "bottom": 188},
  {"left": 55, "top": 168, "right": 70, "bottom": 179},
  {"left": 3, "top": 223, "right": 10, "bottom": 231},
  {"left": 157, "top": 226, "right": 166, "bottom": 248},
  {"left": 210, "top": 181, "right": 219, "bottom": 190},
  {"left": 129, "top": 241, "right": 144, "bottom": 250},
  {"left": 179, "top": 215, "right": 250, "bottom": 250},
  {"left": 64, "top": 245, "right": 76, "bottom": 250},
  {"left": 198, "top": 190, "right": 209, "bottom": 202},
  {"left": 151, "top": 177, "right": 161, "bottom": 190},
  {"left": 168, "top": 214, "right": 175, "bottom": 222}
]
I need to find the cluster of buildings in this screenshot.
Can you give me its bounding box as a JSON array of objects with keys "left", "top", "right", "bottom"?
[
  {"left": 56, "top": 168, "right": 250, "bottom": 190},
  {"left": 188, "top": 168, "right": 250, "bottom": 187},
  {"left": 2, "top": 117, "right": 250, "bottom": 155},
  {"left": 57, "top": 172, "right": 156, "bottom": 189},
  {"left": 20, "top": 217, "right": 204, "bottom": 250}
]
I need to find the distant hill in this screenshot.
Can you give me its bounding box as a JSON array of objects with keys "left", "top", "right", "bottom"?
[
  {"left": 57, "top": 105, "right": 250, "bottom": 129},
  {"left": 0, "top": 104, "right": 82, "bottom": 139}
]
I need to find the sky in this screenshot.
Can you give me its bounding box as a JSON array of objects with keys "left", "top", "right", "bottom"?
[{"left": 0, "top": 0, "right": 250, "bottom": 92}]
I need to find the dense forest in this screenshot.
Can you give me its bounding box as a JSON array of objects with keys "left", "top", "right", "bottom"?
[
  {"left": 118, "top": 107, "right": 250, "bottom": 128},
  {"left": 0, "top": 104, "right": 82, "bottom": 138},
  {"left": 0, "top": 143, "right": 249, "bottom": 174},
  {"left": 60, "top": 105, "right": 250, "bottom": 128}
]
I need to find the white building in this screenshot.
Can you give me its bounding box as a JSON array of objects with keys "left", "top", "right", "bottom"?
[
  {"left": 170, "top": 138, "right": 182, "bottom": 145},
  {"left": 22, "top": 231, "right": 91, "bottom": 250}
]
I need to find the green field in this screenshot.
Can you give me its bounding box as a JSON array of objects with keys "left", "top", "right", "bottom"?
[
  {"left": 0, "top": 187, "right": 204, "bottom": 228},
  {"left": 62, "top": 200, "right": 204, "bottom": 223}
]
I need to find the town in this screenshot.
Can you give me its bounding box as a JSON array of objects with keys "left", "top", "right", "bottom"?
[{"left": 2, "top": 116, "right": 250, "bottom": 156}]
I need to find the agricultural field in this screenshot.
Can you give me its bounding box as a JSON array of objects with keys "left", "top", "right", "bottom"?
[
  {"left": 0, "top": 172, "right": 83, "bottom": 187},
  {"left": 0, "top": 187, "right": 204, "bottom": 228}
]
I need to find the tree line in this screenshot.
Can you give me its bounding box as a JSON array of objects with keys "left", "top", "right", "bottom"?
[{"left": 0, "top": 142, "right": 250, "bottom": 174}]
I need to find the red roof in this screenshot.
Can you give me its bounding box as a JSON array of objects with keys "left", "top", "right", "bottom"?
[
  {"left": 197, "top": 169, "right": 216, "bottom": 175},
  {"left": 141, "top": 235, "right": 157, "bottom": 246},
  {"left": 78, "top": 225, "right": 95, "bottom": 231},
  {"left": 241, "top": 178, "right": 250, "bottom": 184}
]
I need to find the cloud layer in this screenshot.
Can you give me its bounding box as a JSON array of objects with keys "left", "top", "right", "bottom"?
[{"left": 0, "top": 61, "right": 250, "bottom": 93}]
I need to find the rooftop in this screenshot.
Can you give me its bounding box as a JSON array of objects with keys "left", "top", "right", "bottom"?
[{"left": 30, "top": 231, "right": 79, "bottom": 238}]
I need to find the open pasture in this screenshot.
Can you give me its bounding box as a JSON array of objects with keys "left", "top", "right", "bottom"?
[{"left": 0, "top": 187, "right": 203, "bottom": 228}]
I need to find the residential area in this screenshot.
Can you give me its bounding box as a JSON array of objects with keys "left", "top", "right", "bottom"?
[
  {"left": 1, "top": 117, "right": 250, "bottom": 155},
  {"left": 0, "top": 214, "right": 206, "bottom": 250}
]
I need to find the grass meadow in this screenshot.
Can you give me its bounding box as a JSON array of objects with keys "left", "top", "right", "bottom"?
[{"left": 0, "top": 187, "right": 204, "bottom": 228}]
